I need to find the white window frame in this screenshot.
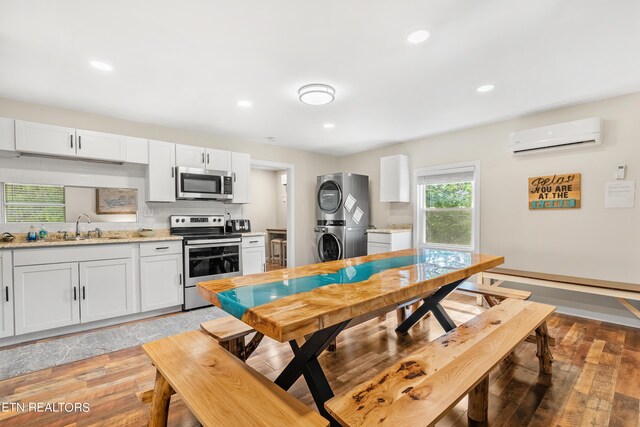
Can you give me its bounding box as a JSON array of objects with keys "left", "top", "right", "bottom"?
[
  {"left": 2, "top": 182, "right": 66, "bottom": 223},
  {"left": 413, "top": 161, "right": 480, "bottom": 252}
]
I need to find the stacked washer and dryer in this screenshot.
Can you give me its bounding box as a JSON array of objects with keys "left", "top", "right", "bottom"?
[{"left": 314, "top": 173, "right": 370, "bottom": 263}]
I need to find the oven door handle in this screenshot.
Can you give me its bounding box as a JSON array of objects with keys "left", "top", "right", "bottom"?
[{"left": 186, "top": 239, "right": 242, "bottom": 246}]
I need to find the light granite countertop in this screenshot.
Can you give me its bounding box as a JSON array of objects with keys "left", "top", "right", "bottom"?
[
  {"left": 366, "top": 228, "right": 413, "bottom": 234},
  {"left": 0, "top": 230, "right": 182, "bottom": 249}
]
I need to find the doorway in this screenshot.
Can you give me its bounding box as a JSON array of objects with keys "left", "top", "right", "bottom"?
[{"left": 245, "top": 159, "right": 295, "bottom": 269}]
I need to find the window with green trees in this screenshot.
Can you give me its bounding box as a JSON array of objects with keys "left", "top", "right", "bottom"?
[
  {"left": 3, "top": 183, "right": 65, "bottom": 223},
  {"left": 417, "top": 164, "right": 477, "bottom": 251}
]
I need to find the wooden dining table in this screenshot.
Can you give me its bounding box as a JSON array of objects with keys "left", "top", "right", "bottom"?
[{"left": 198, "top": 248, "right": 504, "bottom": 423}]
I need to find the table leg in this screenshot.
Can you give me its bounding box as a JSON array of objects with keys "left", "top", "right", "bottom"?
[
  {"left": 274, "top": 320, "right": 349, "bottom": 424},
  {"left": 395, "top": 277, "right": 467, "bottom": 334}
]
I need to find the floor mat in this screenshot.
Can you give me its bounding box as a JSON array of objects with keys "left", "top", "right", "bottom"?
[{"left": 0, "top": 307, "right": 227, "bottom": 380}]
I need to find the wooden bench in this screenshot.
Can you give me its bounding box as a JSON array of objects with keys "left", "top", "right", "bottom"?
[
  {"left": 456, "top": 280, "right": 531, "bottom": 306},
  {"left": 480, "top": 267, "right": 640, "bottom": 320},
  {"left": 200, "top": 316, "right": 264, "bottom": 361},
  {"left": 324, "top": 298, "right": 555, "bottom": 426},
  {"left": 143, "top": 330, "right": 328, "bottom": 427}
]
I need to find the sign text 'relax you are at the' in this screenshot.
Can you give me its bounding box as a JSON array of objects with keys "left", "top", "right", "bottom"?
[{"left": 528, "top": 173, "right": 581, "bottom": 210}]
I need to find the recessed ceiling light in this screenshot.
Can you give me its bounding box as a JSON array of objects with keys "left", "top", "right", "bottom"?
[
  {"left": 323, "top": 123, "right": 335, "bottom": 129},
  {"left": 89, "top": 60, "right": 113, "bottom": 71},
  {"left": 407, "top": 29, "right": 430, "bottom": 44},
  {"left": 298, "top": 84, "right": 335, "bottom": 106},
  {"left": 476, "top": 84, "right": 495, "bottom": 93},
  {"left": 237, "top": 100, "right": 253, "bottom": 108}
]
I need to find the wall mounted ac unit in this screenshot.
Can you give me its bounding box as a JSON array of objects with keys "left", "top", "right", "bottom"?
[{"left": 509, "top": 117, "right": 602, "bottom": 154}]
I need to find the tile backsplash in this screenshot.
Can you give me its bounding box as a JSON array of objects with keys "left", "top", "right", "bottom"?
[{"left": 0, "top": 155, "right": 243, "bottom": 233}]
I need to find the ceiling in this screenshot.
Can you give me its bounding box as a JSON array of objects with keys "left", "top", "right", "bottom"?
[{"left": 1, "top": 0, "right": 639, "bottom": 156}]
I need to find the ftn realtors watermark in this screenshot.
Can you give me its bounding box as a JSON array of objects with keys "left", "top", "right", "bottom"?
[{"left": 1, "top": 402, "right": 90, "bottom": 413}]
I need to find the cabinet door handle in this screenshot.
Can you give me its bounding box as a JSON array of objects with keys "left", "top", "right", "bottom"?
[
  {"left": 82, "top": 286, "right": 86, "bottom": 300},
  {"left": 156, "top": 246, "right": 169, "bottom": 250},
  {"left": 249, "top": 240, "right": 258, "bottom": 243},
  {"left": 262, "top": 263, "right": 265, "bottom": 272},
  {"left": 5, "top": 286, "right": 8, "bottom": 302},
  {"left": 78, "top": 135, "right": 82, "bottom": 150},
  {"left": 171, "top": 167, "right": 175, "bottom": 178},
  {"left": 70, "top": 134, "right": 74, "bottom": 149},
  {"left": 73, "top": 287, "right": 77, "bottom": 301},
  {"left": 179, "top": 273, "right": 182, "bottom": 285},
  {"left": 202, "top": 153, "right": 205, "bottom": 164},
  {"left": 207, "top": 153, "right": 210, "bottom": 164},
  {"left": 233, "top": 172, "right": 236, "bottom": 182}
]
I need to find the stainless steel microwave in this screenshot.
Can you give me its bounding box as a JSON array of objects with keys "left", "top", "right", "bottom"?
[{"left": 175, "top": 167, "right": 233, "bottom": 200}]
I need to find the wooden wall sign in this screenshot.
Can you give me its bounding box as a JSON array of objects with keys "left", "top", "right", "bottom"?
[
  {"left": 528, "top": 173, "right": 581, "bottom": 210},
  {"left": 96, "top": 188, "right": 138, "bottom": 214}
]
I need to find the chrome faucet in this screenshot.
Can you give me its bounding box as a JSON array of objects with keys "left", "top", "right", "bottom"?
[{"left": 75, "top": 213, "right": 91, "bottom": 239}]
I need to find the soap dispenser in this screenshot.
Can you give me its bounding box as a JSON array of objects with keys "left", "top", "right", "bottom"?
[
  {"left": 39, "top": 224, "right": 48, "bottom": 241},
  {"left": 27, "top": 225, "right": 38, "bottom": 242}
]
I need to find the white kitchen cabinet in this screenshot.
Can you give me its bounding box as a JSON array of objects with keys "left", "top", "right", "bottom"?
[
  {"left": 206, "top": 148, "right": 231, "bottom": 172},
  {"left": 0, "top": 251, "right": 13, "bottom": 338},
  {"left": 140, "top": 253, "right": 183, "bottom": 311},
  {"left": 231, "top": 152, "right": 251, "bottom": 204},
  {"left": 14, "top": 263, "right": 80, "bottom": 335},
  {"left": 0, "top": 118, "right": 16, "bottom": 154},
  {"left": 75, "top": 129, "right": 127, "bottom": 162},
  {"left": 79, "top": 258, "right": 136, "bottom": 323},
  {"left": 367, "top": 230, "right": 412, "bottom": 255},
  {"left": 15, "top": 120, "right": 76, "bottom": 158},
  {"left": 176, "top": 143, "right": 207, "bottom": 169},
  {"left": 242, "top": 236, "right": 265, "bottom": 275},
  {"left": 125, "top": 136, "right": 149, "bottom": 164},
  {"left": 380, "top": 154, "right": 410, "bottom": 202},
  {"left": 147, "top": 140, "right": 176, "bottom": 202}
]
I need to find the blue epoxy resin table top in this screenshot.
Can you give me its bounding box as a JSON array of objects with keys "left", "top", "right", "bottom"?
[{"left": 198, "top": 248, "right": 504, "bottom": 342}]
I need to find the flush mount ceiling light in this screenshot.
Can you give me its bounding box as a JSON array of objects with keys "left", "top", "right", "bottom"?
[
  {"left": 89, "top": 60, "right": 113, "bottom": 71},
  {"left": 476, "top": 84, "right": 495, "bottom": 93},
  {"left": 407, "top": 29, "right": 430, "bottom": 44},
  {"left": 323, "top": 123, "right": 335, "bottom": 129},
  {"left": 237, "top": 100, "right": 253, "bottom": 108},
  {"left": 298, "top": 83, "right": 335, "bottom": 106}
]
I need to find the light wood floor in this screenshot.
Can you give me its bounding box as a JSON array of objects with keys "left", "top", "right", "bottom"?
[{"left": 0, "top": 294, "right": 638, "bottom": 426}]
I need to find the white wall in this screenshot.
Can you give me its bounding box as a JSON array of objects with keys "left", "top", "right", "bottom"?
[
  {"left": 0, "top": 97, "right": 339, "bottom": 266},
  {"left": 244, "top": 168, "right": 277, "bottom": 233},
  {"left": 64, "top": 186, "right": 138, "bottom": 223},
  {"left": 275, "top": 170, "right": 288, "bottom": 229}
]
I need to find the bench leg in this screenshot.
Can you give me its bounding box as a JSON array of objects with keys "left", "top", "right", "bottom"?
[
  {"left": 535, "top": 321, "right": 554, "bottom": 375},
  {"left": 222, "top": 338, "right": 246, "bottom": 360},
  {"left": 242, "top": 332, "right": 264, "bottom": 360},
  {"left": 468, "top": 376, "right": 489, "bottom": 424},
  {"left": 396, "top": 307, "right": 407, "bottom": 325},
  {"left": 148, "top": 370, "right": 175, "bottom": 427},
  {"left": 327, "top": 338, "right": 337, "bottom": 352}
]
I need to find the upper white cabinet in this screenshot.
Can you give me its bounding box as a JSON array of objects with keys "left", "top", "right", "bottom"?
[
  {"left": 0, "top": 251, "right": 13, "bottom": 339},
  {"left": 176, "top": 143, "right": 207, "bottom": 169},
  {"left": 15, "top": 120, "right": 127, "bottom": 162},
  {"left": 76, "top": 129, "right": 126, "bottom": 162},
  {"left": 231, "top": 152, "right": 251, "bottom": 204},
  {"left": 125, "top": 136, "right": 149, "bottom": 164},
  {"left": 175, "top": 145, "right": 232, "bottom": 173},
  {"left": 207, "top": 148, "right": 231, "bottom": 172},
  {"left": 147, "top": 140, "right": 176, "bottom": 202},
  {"left": 380, "top": 154, "right": 410, "bottom": 203},
  {"left": 15, "top": 120, "right": 76, "bottom": 158},
  {"left": 79, "top": 258, "right": 136, "bottom": 323},
  {"left": 0, "top": 118, "right": 16, "bottom": 153}
]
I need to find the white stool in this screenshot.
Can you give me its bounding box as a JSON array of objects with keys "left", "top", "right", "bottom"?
[{"left": 270, "top": 239, "right": 283, "bottom": 264}]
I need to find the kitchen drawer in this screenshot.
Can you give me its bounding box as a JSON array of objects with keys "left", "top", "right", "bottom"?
[
  {"left": 13, "top": 244, "right": 133, "bottom": 266},
  {"left": 367, "top": 232, "right": 392, "bottom": 244},
  {"left": 140, "top": 241, "right": 182, "bottom": 257},
  {"left": 367, "top": 242, "right": 391, "bottom": 255},
  {"left": 242, "top": 236, "right": 265, "bottom": 249}
]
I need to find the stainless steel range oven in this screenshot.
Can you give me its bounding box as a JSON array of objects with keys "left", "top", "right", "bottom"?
[{"left": 170, "top": 215, "right": 242, "bottom": 310}]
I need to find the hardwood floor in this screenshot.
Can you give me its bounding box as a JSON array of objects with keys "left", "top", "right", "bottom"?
[
  {"left": 265, "top": 261, "right": 285, "bottom": 272},
  {"left": 0, "top": 294, "right": 637, "bottom": 426}
]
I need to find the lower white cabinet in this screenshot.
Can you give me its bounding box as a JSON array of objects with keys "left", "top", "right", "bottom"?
[
  {"left": 79, "top": 258, "right": 136, "bottom": 323},
  {"left": 14, "top": 263, "right": 80, "bottom": 335},
  {"left": 0, "top": 251, "right": 14, "bottom": 338},
  {"left": 140, "top": 253, "right": 183, "bottom": 311},
  {"left": 367, "top": 231, "right": 412, "bottom": 255},
  {"left": 242, "top": 236, "right": 265, "bottom": 275}
]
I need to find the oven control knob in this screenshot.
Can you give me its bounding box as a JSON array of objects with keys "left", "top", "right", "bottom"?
[
  {"left": 181, "top": 219, "right": 186, "bottom": 223},
  {"left": 175, "top": 219, "right": 179, "bottom": 223},
  {"left": 217, "top": 218, "right": 221, "bottom": 222}
]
